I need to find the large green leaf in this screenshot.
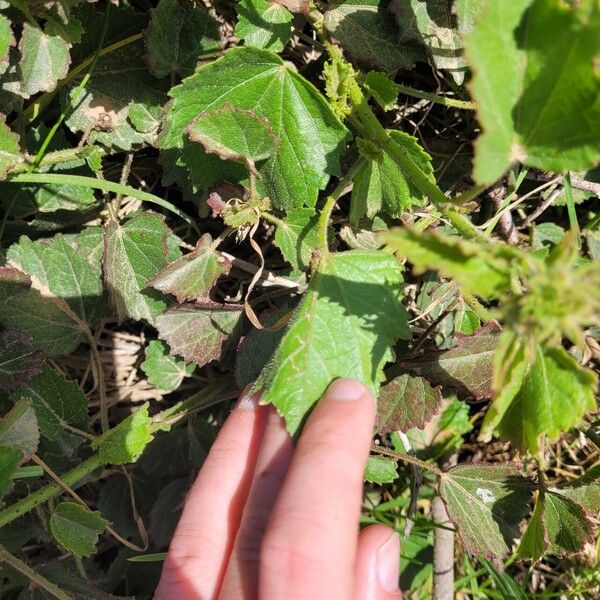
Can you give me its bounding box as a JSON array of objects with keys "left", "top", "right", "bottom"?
[
  {"left": 49, "top": 502, "right": 108, "bottom": 558},
  {"left": 145, "top": 0, "right": 221, "bottom": 79},
  {"left": 439, "top": 463, "right": 535, "bottom": 564},
  {"left": 103, "top": 212, "right": 172, "bottom": 323},
  {"left": 160, "top": 46, "right": 349, "bottom": 210},
  {"left": 258, "top": 250, "right": 410, "bottom": 434},
  {"left": 465, "top": 0, "right": 600, "bottom": 184},
  {"left": 235, "top": 0, "right": 293, "bottom": 52},
  {"left": 0, "top": 329, "right": 44, "bottom": 393}
]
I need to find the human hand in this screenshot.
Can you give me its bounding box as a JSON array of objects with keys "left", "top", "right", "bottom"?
[{"left": 155, "top": 378, "right": 402, "bottom": 600}]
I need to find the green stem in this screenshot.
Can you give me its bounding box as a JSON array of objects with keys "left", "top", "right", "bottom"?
[
  {"left": 462, "top": 292, "right": 493, "bottom": 323},
  {"left": 260, "top": 210, "right": 288, "bottom": 229},
  {"left": 564, "top": 172, "right": 581, "bottom": 243},
  {"left": 444, "top": 208, "right": 487, "bottom": 241},
  {"left": 370, "top": 444, "right": 443, "bottom": 477},
  {"left": 0, "top": 546, "right": 73, "bottom": 600},
  {"left": 394, "top": 83, "right": 476, "bottom": 111},
  {"left": 10, "top": 146, "right": 107, "bottom": 175}
]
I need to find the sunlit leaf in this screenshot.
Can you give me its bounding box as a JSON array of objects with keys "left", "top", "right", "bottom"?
[
  {"left": 0, "top": 398, "right": 39, "bottom": 461},
  {"left": 49, "top": 502, "right": 108, "bottom": 558},
  {"left": 273, "top": 207, "right": 320, "bottom": 273},
  {"left": 235, "top": 0, "right": 293, "bottom": 52},
  {"left": 365, "top": 455, "right": 398, "bottom": 484},
  {"left": 0, "top": 120, "right": 21, "bottom": 178}
]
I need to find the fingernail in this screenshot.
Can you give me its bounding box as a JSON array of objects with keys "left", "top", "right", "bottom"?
[
  {"left": 235, "top": 385, "right": 260, "bottom": 410},
  {"left": 376, "top": 530, "right": 400, "bottom": 593},
  {"left": 324, "top": 378, "right": 366, "bottom": 402}
]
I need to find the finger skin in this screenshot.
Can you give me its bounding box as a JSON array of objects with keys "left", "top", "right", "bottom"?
[
  {"left": 354, "top": 525, "right": 403, "bottom": 600},
  {"left": 259, "top": 378, "right": 376, "bottom": 600},
  {"left": 155, "top": 395, "right": 268, "bottom": 600},
  {"left": 219, "top": 407, "right": 293, "bottom": 600}
]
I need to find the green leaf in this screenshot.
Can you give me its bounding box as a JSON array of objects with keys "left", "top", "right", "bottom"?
[
  {"left": 160, "top": 46, "right": 349, "bottom": 211},
  {"left": 481, "top": 343, "right": 597, "bottom": 454},
  {"left": 141, "top": 339, "right": 195, "bottom": 393},
  {"left": 145, "top": 0, "right": 221, "bottom": 79},
  {"left": 382, "top": 228, "right": 513, "bottom": 299},
  {"left": 0, "top": 14, "right": 12, "bottom": 66},
  {"left": 323, "top": 0, "right": 419, "bottom": 71},
  {"left": 18, "top": 23, "right": 71, "bottom": 97},
  {"left": 350, "top": 131, "right": 434, "bottom": 224},
  {"left": 0, "top": 445, "right": 20, "bottom": 497},
  {"left": 453, "top": 308, "right": 480, "bottom": 335},
  {"left": 0, "top": 329, "right": 45, "bottom": 393},
  {"left": 439, "top": 463, "right": 535, "bottom": 564},
  {"left": 258, "top": 250, "right": 410, "bottom": 434},
  {"left": 0, "top": 120, "right": 22, "bottom": 178},
  {"left": 94, "top": 405, "right": 154, "bottom": 465},
  {"left": 465, "top": 0, "right": 600, "bottom": 184},
  {"left": 364, "top": 455, "right": 398, "bottom": 484},
  {"left": 0, "top": 398, "right": 39, "bottom": 461},
  {"left": 364, "top": 71, "right": 398, "bottom": 111},
  {"left": 103, "top": 211, "right": 172, "bottom": 323},
  {"left": 149, "top": 234, "right": 231, "bottom": 303},
  {"left": 398, "top": 323, "right": 501, "bottom": 400},
  {"left": 377, "top": 374, "right": 442, "bottom": 434},
  {"left": 49, "top": 502, "right": 108, "bottom": 558},
  {"left": 187, "top": 105, "right": 280, "bottom": 175},
  {"left": 10, "top": 364, "right": 87, "bottom": 442},
  {"left": 273, "top": 207, "right": 320, "bottom": 273},
  {"left": 235, "top": 0, "right": 294, "bottom": 52},
  {"left": 155, "top": 303, "right": 243, "bottom": 367}
]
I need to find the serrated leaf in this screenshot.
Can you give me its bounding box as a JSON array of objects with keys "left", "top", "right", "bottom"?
[
  {"left": 323, "top": 0, "right": 420, "bottom": 71},
  {"left": 350, "top": 131, "right": 434, "bottom": 224},
  {"left": 18, "top": 23, "right": 70, "bottom": 98},
  {"left": 145, "top": 0, "right": 221, "bottom": 79},
  {"left": 382, "top": 228, "right": 513, "bottom": 299},
  {"left": 103, "top": 212, "right": 172, "bottom": 323},
  {"left": 235, "top": 0, "right": 293, "bottom": 52},
  {"left": 398, "top": 323, "right": 501, "bottom": 400},
  {"left": 364, "top": 455, "right": 398, "bottom": 484},
  {"left": 364, "top": 71, "right": 398, "bottom": 111},
  {"left": 187, "top": 105, "right": 280, "bottom": 175},
  {"left": 439, "top": 463, "right": 535, "bottom": 564},
  {"left": 49, "top": 502, "right": 108, "bottom": 558},
  {"left": 149, "top": 234, "right": 231, "bottom": 303},
  {"left": 258, "top": 250, "right": 410, "bottom": 434},
  {"left": 0, "top": 398, "right": 39, "bottom": 460},
  {"left": 0, "top": 120, "right": 21, "bottom": 178},
  {"left": 0, "top": 329, "right": 45, "bottom": 393},
  {"left": 156, "top": 303, "right": 243, "bottom": 367},
  {"left": 141, "top": 339, "right": 195, "bottom": 393},
  {"left": 0, "top": 445, "right": 20, "bottom": 497},
  {"left": 454, "top": 308, "right": 480, "bottom": 335},
  {"left": 160, "top": 46, "right": 348, "bottom": 210},
  {"left": 11, "top": 364, "right": 87, "bottom": 442},
  {"left": 481, "top": 343, "right": 597, "bottom": 454},
  {"left": 377, "top": 374, "right": 442, "bottom": 434},
  {"left": 465, "top": 0, "right": 600, "bottom": 184},
  {"left": 560, "top": 484, "right": 600, "bottom": 515},
  {"left": 273, "top": 207, "right": 320, "bottom": 273},
  {"left": 94, "top": 405, "right": 154, "bottom": 465}
]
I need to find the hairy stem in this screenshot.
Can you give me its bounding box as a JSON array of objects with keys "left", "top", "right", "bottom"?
[
  {"left": 370, "top": 444, "right": 443, "bottom": 477},
  {"left": 432, "top": 496, "right": 455, "bottom": 600},
  {"left": 394, "top": 82, "right": 475, "bottom": 111}
]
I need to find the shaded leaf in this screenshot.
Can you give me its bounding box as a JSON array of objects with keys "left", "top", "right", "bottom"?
[
  {"left": 148, "top": 476, "right": 192, "bottom": 547},
  {"left": 103, "top": 212, "right": 171, "bottom": 323},
  {"left": 0, "top": 329, "right": 45, "bottom": 393},
  {"left": 323, "top": 0, "right": 420, "bottom": 71},
  {"left": 160, "top": 46, "right": 348, "bottom": 210},
  {"left": 11, "top": 364, "right": 87, "bottom": 442},
  {"left": 258, "top": 250, "right": 410, "bottom": 434},
  {"left": 377, "top": 374, "right": 442, "bottom": 434},
  {"left": 270, "top": 0, "right": 309, "bottom": 13},
  {"left": 398, "top": 323, "right": 501, "bottom": 400},
  {"left": 156, "top": 303, "right": 243, "bottom": 367},
  {"left": 149, "top": 234, "right": 231, "bottom": 303},
  {"left": 235, "top": 0, "right": 294, "bottom": 52},
  {"left": 364, "top": 455, "right": 398, "bottom": 484},
  {"left": 439, "top": 463, "right": 535, "bottom": 564},
  {"left": 49, "top": 502, "right": 108, "bottom": 558},
  {"left": 0, "top": 445, "right": 20, "bottom": 497},
  {"left": 141, "top": 339, "right": 195, "bottom": 393},
  {"left": 145, "top": 0, "right": 221, "bottom": 79},
  {"left": 273, "top": 207, "right": 320, "bottom": 273},
  {"left": 0, "top": 120, "right": 21, "bottom": 178},
  {"left": 0, "top": 398, "right": 39, "bottom": 460},
  {"left": 465, "top": 0, "right": 600, "bottom": 184}
]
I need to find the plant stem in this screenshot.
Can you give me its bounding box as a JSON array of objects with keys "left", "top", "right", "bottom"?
[
  {"left": 394, "top": 82, "right": 475, "bottom": 111},
  {"left": 370, "top": 444, "right": 443, "bottom": 477},
  {"left": 9, "top": 146, "right": 107, "bottom": 175},
  {"left": 432, "top": 496, "right": 455, "bottom": 600},
  {"left": 0, "top": 546, "right": 73, "bottom": 600}
]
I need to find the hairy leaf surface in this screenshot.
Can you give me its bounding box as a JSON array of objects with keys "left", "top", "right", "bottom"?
[
  {"left": 49, "top": 502, "right": 108, "bottom": 558},
  {"left": 0, "top": 329, "right": 44, "bottom": 393},
  {"left": 141, "top": 339, "right": 195, "bottom": 393},
  {"left": 235, "top": 0, "right": 293, "bottom": 52}
]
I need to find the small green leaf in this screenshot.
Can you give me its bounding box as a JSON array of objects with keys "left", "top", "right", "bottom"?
[
  {"left": 273, "top": 208, "right": 320, "bottom": 273},
  {"left": 0, "top": 120, "right": 21, "bottom": 178},
  {"left": 187, "top": 105, "right": 280, "bottom": 175},
  {"left": 95, "top": 405, "right": 154, "bottom": 465},
  {"left": 103, "top": 211, "right": 172, "bottom": 323},
  {"left": 439, "top": 463, "right": 535, "bottom": 564},
  {"left": 258, "top": 250, "right": 410, "bottom": 434},
  {"left": 0, "top": 445, "right": 20, "bottom": 497},
  {"left": 0, "top": 15, "right": 13, "bottom": 66},
  {"left": 18, "top": 23, "right": 71, "bottom": 97},
  {"left": 149, "top": 234, "right": 231, "bottom": 303},
  {"left": 377, "top": 374, "right": 442, "bottom": 434},
  {"left": 0, "top": 329, "right": 45, "bottom": 393},
  {"left": 156, "top": 303, "right": 243, "bottom": 367},
  {"left": 453, "top": 308, "right": 480, "bottom": 335},
  {"left": 128, "top": 101, "right": 161, "bottom": 134},
  {"left": 235, "top": 0, "right": 293, "bottom": 52},
  {"left": 323, "top": 0, "right": 420, "bottom": 71},
  {"left": 0, "top": 398, "right": 39, "bottom": 460},
  {"left": 364, "top": 71, "right": 398, "bottom": 111},
  {"left": 141, "top": 340, "right": 195, "bottom": 393},
  {"left": 517, "top": 490, "right": 547, "bottom": 561},
  {"left": 49, "top": 502, "right": 108, "bottom": 558},
  {"left": 145, "top": 0, "right": 221, "bottom": 79},
  {"left": 364, "top": 455, "right": 398, "bottom": 484},
  {"left": 10, "top": 364, "right": 87, "bottom": 442}
]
